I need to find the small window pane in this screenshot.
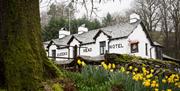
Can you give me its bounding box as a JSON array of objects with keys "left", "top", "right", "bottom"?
[{"left": 131, "top": 43, "right": 138, "bottom": 53}]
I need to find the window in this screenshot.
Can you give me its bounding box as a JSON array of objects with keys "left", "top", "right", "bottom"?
[
  {"left": 145, "top": 43, "right": 148, "bottom": 56},
  {"left": 52, "top": 50, "right": 56, "bottom": 59},
  {"left": 131, "top": 43, "right": 139, "bottom": 53},
  {"left": 100, "top": 41, "right": 106, "bottom": 55},
  {"left": 156, "top": 47, "right": 162, "bottom": 60}
]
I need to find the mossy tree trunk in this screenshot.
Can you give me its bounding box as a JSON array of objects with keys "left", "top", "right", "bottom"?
[{"left": 0, "top": 0, "right": 49, "bottom": 90}]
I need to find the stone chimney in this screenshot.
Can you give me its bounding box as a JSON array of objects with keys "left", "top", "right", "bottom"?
[
  {"left": 130, "top": 13, "right": 140, "bottom": 23},
  {"left": 59, "top": 27, "right": 70, "bottom": 39},
  {"left": 78, "top": 24, "right": 88, "bottom": 34}
]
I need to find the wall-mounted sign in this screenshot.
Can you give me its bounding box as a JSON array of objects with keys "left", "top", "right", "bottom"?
[
  {"left": 57, "top": 52, "right": 67, "bottom": 56},
  {"left": 109, "top": 44, "right": 123, "bottom": 49},
  {"left": 83, "top": 48, "right": 92, "bottom": 52}
]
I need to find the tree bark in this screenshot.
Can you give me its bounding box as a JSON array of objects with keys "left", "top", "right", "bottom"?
[{"left": 0, "top": 0, "right": 48, "bottom": 90}]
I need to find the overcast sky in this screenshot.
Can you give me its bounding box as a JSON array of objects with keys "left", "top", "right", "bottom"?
[{"left": 40, "top": 0, "right": 134, "bottom": 19}]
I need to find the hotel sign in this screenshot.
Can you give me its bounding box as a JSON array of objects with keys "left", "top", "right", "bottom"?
[
  {"left": 57, "top": 52, "right": 67, "bottom": 56},
  {"left": 109, "top": 44, "right": 123, "bottom": 49},
  {"left": 83, "top": 48, "right": 92, "bottom": 52}
]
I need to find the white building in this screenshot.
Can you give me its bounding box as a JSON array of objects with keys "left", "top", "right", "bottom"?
[{"left": 45, "top": 14, "right": 163, "bottom": 64}]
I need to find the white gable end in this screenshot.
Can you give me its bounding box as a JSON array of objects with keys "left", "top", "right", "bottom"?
[{"left": 128, "top": 24, "right": 156, "bottom": 59}]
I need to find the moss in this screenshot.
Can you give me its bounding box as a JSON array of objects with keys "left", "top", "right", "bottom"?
[
  {"left": 43, "top": 59, "right": 65, "bottom": 79},
  {"left": 105, "top": 54, "right": 179, "bottom": 72},
  {"left": 52, "top": 83, "right": 63, "bottom": 91}
]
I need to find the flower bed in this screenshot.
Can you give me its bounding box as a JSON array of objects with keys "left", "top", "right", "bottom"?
[{"left": 65, "top": 54, "right": 180, "bottom": 91}]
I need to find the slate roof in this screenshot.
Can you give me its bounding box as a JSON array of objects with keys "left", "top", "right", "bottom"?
[
  {"left": 52, "top": 35, "right": 72, "bottom": 45},
  {"left": 47, "top": 20, "right": 142, "bottom": 46}
]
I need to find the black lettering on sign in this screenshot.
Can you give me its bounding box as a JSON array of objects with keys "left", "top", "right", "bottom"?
[
  {"left": 109, "top": 44, "right": 123, "bottom": 49},
  {"left": 83, "top": 48, "right": 92, "bottom": 52},
  {"left": 57, "top": 52, "right": 67, "bottom": 56}
]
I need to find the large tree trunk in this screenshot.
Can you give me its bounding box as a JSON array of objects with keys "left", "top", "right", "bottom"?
[{"left": 0, "top": 0, "right": 48, "bottom": 90}]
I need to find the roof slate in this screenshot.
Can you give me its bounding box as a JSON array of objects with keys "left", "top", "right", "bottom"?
[{"left": 48, "top": 20, "right": 141, "bottom": 45}]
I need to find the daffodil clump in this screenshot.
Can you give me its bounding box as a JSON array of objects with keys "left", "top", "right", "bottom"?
[
  {"left": 77, "top": 59, "right": 86, "bottom": 66},
  {"left": 118, "top": 64, "right": 180, "bottom": 91},
  {"left": 77, "top": 59, "right": 179, "bottom": 91},
  {"left": 162, "top": 74, "right": 180, "bottom": 89},
  {"left": 101, "top": 61, "right": 116, "bottom": 72}
]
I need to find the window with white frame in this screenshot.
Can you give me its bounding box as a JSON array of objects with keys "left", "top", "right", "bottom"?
[
  {"left": 131, "top": 43, "right": 139, "bottom": 53},
  {"left": 100, "top": 41, "right": 106, "bottom": 55}
]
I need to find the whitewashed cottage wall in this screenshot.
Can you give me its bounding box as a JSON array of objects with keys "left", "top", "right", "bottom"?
[
  {"left": 80, "top": 32, "right": 109, "bottom": 56},
  {"left": 56, "top": 48, "right": 69, "bottom": 61},
  {"left": 128, "top": 24, "right": 156, "bottom": 59},
  {"left": 80, "top": 43, "right": 96, "bottom": 56},
  {"left": 109, "top": 38, "right": 128, "bottom": 54},
  {"left": 49, "top": 44, "right": 57, "bottom": 57},
  {"left": 69, "top": 38, "right": 80, "bottom": 58}
]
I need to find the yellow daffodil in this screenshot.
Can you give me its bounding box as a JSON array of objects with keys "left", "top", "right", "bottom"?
[
  {"left": 108, "top": 63, "right": 111, "bottom": 69},
  {"left": 151, "top": 83, "right": 156, "bottom": 87},
  {"left": 81, "top": 61, "right": 86, "bottom": 66},
  {"left": 146, "top": 74, "right": 151, "bottom": 79},
  {"left": 175, "top": 82, "right": 178, "bottom": 86},
  {"left": 168, "top": 77, "right": 174, "bottom": 83},
  {"left": 150, "top": 74, "right": 153, "bottom": 77},
  {"left": 165, "top": 76, "right": 168, "bottom": 79},
  {"left": 129, "top": 66, "right": 133, "bottom": 70},
  {"left": 112, "top": 63, "right": 116, "bottom": 69},
  {"left": 142, "top": 67, "right": 146, "bottom": 71},
  {"left": 155, "top": 83, "right": 159, "bottom": 87},
  {"left": 146, "top": 71, "right": 150, "bottom": 74},
  {"left": 142, "top": 63, "right": 146, "bottom": 67},
  {"left": 77, "top": 59, "right": 82, "bottom": 65},
  {"left": 166, "top": 89, "right": 172, "bottom": 91},
  {"left": 151, "top": 80, "right": 157, "bottom": 87},
  {"left": 132, "top": 72, "right": 136, "bottom": 75},
  {"left": 154, "top": 88, "right": 159, "bottom": 91},
  {"left": 152, "top": 80, "right": 156, "bottom": 84},
  {"left": 120, "top": 67, "right": 125, "bottom": 72},
  {"left": 162, "top": 79, "right": 167, "bottom": 83},
  {"left": 151, "top": 69, "right": 154, "bottom": 73},
  {"left": 110, "top": 69, "right": 113, "bottom": 72},
  {"left": 143, "top": 80, "right": 151, "bottom": 87},
  {"left": 101, "top": 61, "right": 105, "bottom": 65},
  {"left": 126, "top": 71, "right": 130, "bottom": 74},
  {"left": 103, "top": 64, "right": 108, "bottom": 70},
  {"left": 134, "top": 68, "right": 138, "bottom": 72}
]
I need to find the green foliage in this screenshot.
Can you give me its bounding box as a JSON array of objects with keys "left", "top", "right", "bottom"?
[
  {"left": 109, "top": 72, "right": 146, "bottom": 91},
  {"left": 42, "top": 17, "right": 102, "bottom": 41},
  {"left": 42, "top": 18, "right": 67, "bottom": 41},
  {"left": 81, "top": 66, "right": 109, "bottom": 87},
  {"left": 66, "top": 66, "right": 111, "bottom": 91},
  {"left": 102, "top": 12, "right": 114, "bottom": 26},
  {"left": 52, "top": 83, "right": 63, "bottom": 91},
  {"left": 66, "top": 65, "right": 125, "bottom": 91}
]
